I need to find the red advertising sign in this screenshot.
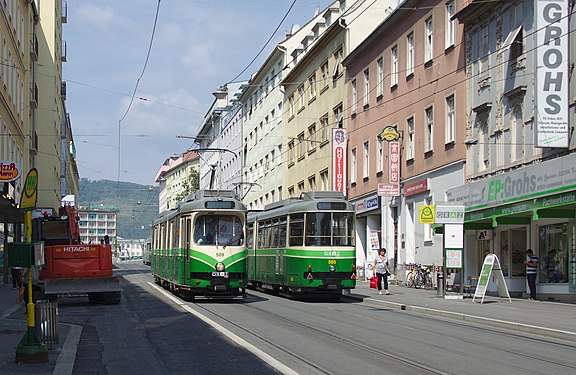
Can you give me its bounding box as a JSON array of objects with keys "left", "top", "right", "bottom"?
[
  {"left": 388, "top": 141, "right": 400, "bottom": 184},
  {"left": 403, "top": 178, "right": 430, "bottom": 196},
  {"left": 0, "top": 160, "right": 21, "bottom": 182},
  {"left": 332, "top": 129, "right": 347, "bottom": 194}
]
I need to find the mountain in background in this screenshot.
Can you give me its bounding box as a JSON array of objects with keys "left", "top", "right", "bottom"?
[{"left": 78, "top": 178, "right": 159, "bottom": 239}]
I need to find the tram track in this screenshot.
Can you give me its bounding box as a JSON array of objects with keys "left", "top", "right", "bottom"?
[{"left": 191, "top": 292, "right": 450, "bottom": 375}]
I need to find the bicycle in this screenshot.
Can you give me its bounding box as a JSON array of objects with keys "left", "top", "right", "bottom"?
[{"left": 405, "top": 264, "right": 434, "bottom": 289}]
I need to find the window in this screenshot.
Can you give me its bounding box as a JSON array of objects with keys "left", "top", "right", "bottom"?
[
  {"left": 288, "top": 140, "right": 295, "bottom": 164},
  {"left": 351, "top": 79, "right": 357, "bottom": 114},
  {"left": 445, "top": 1, "right": 455, "bottom": 48},
  {"left": 320, "top": 115, "right": 329, "bottom": 143},
  {"left": 407, "top": 116, "right": 415, "bottom": 159},
  {"left": 539, "top": 223, "right": 569, "bottom": 284},
  {"left": 298, "top": 132, "right": 305, "bottom": 159},
  {"left": 308, "top": 124, "right": 316, "bottom": 152},
  {"left": 308, "top": 175, "right": 316, "bottom": 190},
  {"left": 406, "top": 32, "right": 414, "bottom": 76},
  {"left": 479, "top": 25, "right": 489, "bottom": 75},
  {"left": 376, "top": 140, "right": 383, "bottom": 173},
  {"left": 510, "top": 28, "right": 523, "bottom": 62},
  {"left": 376, "top": 57, "right": 384, "bottom": 97},
  {"left": 334, "top": 104, "right": 343, "bottom": 128},
  {"left": 298, "top": 181, "right": 305, "bottom": 194},
  {"left": 277, "top": 144, "right": 283, "bottom": 165},
  {"left": 511, "top": 109, "right": 524, "bottom": 162},
  {"left": 288, "top": 186, "right": 295, "bottom": 198},
  {"left": 363, "top": 141, "right": 369, "bottom": 179},
  {"left": 351, "top": 148, "right": 357, "bottom": 184},
  {"left": 332, "top": 46, "right": 343, "bottom": 78},
  {"left": 445, "top": 95, "right": 455, "bottom": 144},
  {"left": 320, "top": 169, "right": 329, "bottom": 190},
  {"left": 390, "top": 45, "right": 398, "bottom": 87},
  {"left": 363, "top": 68, "right": 370, "bottom": 106},
  {"left": 425, "top": 16, "right": 434, "bottom": 62},
  {"left": 309, "top": 73, "right": 316, "bottom": 100},
  {"left": 320, "top": 60, "right": 329, "bottom": 88},
  {"left": 425, "top": 106, "right": 434, "bottom": 152},
  {"left": 288, "top": 95, "right": 295, "bottom": 118},
  {"left": 298, "top": 85, "right": 305, "bottom": 111}
]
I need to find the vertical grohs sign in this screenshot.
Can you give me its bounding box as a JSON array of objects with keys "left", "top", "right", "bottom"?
[{"left": 535, "top": 0, "right": 569, "bottom": 148}]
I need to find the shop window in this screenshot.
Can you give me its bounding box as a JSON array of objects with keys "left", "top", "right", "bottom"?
[
  {"left": 500, "top": 228, "right": 526, "bottom": 277},
  {"left": 539, "top": 223, "right": 569, "bottom": 283}
]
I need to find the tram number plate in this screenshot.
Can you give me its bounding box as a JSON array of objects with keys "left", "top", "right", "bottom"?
[{"left": 211, "top": 272, "right": 229, "bottom": 278}]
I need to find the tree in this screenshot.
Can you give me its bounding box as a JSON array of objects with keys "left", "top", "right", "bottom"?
[{"left": 175, "top": 169, "right": 200, "bottom": 202}]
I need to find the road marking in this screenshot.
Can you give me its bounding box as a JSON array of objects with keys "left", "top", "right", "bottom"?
[{"left": 148, "top": 282, "right": 299, "bottom": 375}]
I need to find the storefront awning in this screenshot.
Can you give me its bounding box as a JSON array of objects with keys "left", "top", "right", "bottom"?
[{"left": 0, "top": 196, "right": 24, "bottom": 223}]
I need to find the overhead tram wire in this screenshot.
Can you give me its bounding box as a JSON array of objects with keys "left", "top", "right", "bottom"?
[
  {"left": 228, "top": 0, "right": 297, "bottom": 83},
  {"left": 117, "top": 0, "right": 162, "bottom": 183}
]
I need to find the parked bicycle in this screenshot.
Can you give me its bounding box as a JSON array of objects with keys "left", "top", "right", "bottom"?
[{"left": 405, "top": 263, "right": 433, "bottom": 289}]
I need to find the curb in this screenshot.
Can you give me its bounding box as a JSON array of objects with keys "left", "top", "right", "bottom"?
[
  {"left": 344, "top": 293, "right": 576, "bottom": 343},
  {"left": 52, "top": 323, "right": 82, "bottom": 375}
]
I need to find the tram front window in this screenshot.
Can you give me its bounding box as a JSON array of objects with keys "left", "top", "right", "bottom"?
[
  {"left": 305, "top": 212, "right": 332, "bottom": 246},
  {"left": 194, "top": 216, "right": 243, "bottom": 246}
]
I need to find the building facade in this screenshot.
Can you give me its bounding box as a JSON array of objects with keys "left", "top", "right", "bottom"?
[
  {"left": 449, "top": 0, "right": 576, "bottom": 299},
  {"left": 164, "top": 150, "right": 199, "bottom": 210},
  {"left": 343, "top": 0, "right": 467, "bottom": 279},
  {"left": 78, "top": 207, "right": 118, "bottom": 245}
]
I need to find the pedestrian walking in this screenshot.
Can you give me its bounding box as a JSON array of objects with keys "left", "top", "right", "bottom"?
[
  {"left": 373, "top": 248, "right": 391, "bottom": 295},
  {"left": 524, "top": 249, "right": 539, "bottom": 300},
  {"left": 10, "top": 266, "right": 23, "bottom": 289}
]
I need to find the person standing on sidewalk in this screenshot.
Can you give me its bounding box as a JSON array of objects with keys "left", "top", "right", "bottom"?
[
  {"left": 10, "top": 266, "right": 23, "bottom": 289},
  {"left": 524, "top": 249, "right": 539, "bottom": 300},
  {"left": 373, "top": 248, "right": 390, "bottom": 295}
]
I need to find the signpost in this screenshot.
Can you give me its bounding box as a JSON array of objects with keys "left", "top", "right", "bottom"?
[{"left": 473, "top": 254, "right": 511, "bottom": 303}]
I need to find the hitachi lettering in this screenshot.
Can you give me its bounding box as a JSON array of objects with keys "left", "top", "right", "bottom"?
[
  {"left": 487, "top": 172, "right": 537, "bottom": 201},
  {"left": 63, "top": 246, "right": 92, "bottom": 252}
]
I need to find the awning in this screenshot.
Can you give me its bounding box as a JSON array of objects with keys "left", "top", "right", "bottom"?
[{"left": 0, "top": 196, "right": 24, "bottom": 223}]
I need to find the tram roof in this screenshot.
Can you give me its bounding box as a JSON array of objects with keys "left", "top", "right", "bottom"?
[{"left": 248, "top": 191, "right": 353, "bottom": 222}]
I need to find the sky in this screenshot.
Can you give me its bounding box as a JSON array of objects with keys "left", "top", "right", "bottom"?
[{"left": 64, "top": 0, "right": 335, "bottom": 186}]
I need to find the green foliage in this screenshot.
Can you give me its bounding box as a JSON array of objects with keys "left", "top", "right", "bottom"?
[
  {"left": 174, "top": 169, "right": 200, "bottom": 202},
  {"left": 79, "top": 178, "right": 159, "bottom": 239}
]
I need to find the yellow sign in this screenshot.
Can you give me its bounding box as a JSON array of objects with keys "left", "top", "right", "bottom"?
[
  {"left": 377, "top": 126, "right": 401, "bottom": 141},
  {"left": 19, "top": 168, "right": 38, "bottom": 210},
  {"left": 419, "top": 205, "right": 435, "bottom": 224}
]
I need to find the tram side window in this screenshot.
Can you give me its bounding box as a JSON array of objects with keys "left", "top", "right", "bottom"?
[
  {"left": 257, "top": 222, "right": 266, "bottom": 248},
  {"left": 271, "top": 223, "right": 280, "bottom": 248},
  {"left": 289, "top": 214, "right": 304, "bottom": 246},
  {"left": 278, "top": 218, "right": 287, "bottom": 248},
  {"left": 171, "top": 219, "right": 179, "bottom": 249},
  {"left": 305, "top": 212, "right": 331, "bottom": 246},
  {"left": 246, "top": 223, "right": 254, "bottom": 249},
  {"left": 333, "top": 212, "right": 355, "bottom": 246}
]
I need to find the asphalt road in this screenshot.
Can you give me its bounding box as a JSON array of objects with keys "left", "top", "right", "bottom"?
[{"left": 59, "top": 262, "right": 576, "bottom": 375}]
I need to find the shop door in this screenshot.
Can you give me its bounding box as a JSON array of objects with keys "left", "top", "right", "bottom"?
[{"left": 500, "top": 227, "right": 527, "bottom": 278}]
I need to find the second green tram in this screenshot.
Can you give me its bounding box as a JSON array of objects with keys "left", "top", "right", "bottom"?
[
  {"left": 247, "top": 191, "right": 356, "bottom": 299},
  {"left": 151, "top": 190, "right": 247, "bottom": 300}
]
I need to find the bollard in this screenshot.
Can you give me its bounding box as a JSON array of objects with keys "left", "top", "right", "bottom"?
[{"left": 436, "top": 273, "right": 444, "bottom": 296}]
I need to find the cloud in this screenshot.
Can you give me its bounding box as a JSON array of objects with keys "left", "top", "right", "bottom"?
[{"left": 76, "top": 3, "right": 119, "bottom": 29}]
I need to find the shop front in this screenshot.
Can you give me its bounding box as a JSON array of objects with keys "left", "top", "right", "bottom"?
[
  {"left": 352, "top": 194, "right": 380, "bottom": 279},
  {"left": 447, "top": 154, "right": 576, "bottom": 300}
]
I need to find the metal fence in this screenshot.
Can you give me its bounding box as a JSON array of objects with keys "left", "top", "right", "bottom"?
[{"left": 35, "top": 299, "right": 59, "bottom": 349}]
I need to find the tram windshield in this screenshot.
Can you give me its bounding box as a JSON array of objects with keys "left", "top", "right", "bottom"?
[
  {"left": 305, "top": 212, "right": 355, "bottom": 246},
  {"left": 194, "top": 215, "right": 244, "bottom": 246}
]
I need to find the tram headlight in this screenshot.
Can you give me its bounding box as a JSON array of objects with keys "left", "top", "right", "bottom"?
[
  {"left": 329, "top": 265, "right": 335, "bottom": 272},
  {"left": 216, "top": 262, "right": 225, "bottom": 272}
]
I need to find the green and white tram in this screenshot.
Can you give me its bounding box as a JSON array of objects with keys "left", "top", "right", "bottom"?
[
  {"left": 151, "top": 190, "right": 247, "bottom": 300},
  {"left": 247, "top": 191, "right": 356, "bottom": 299}
]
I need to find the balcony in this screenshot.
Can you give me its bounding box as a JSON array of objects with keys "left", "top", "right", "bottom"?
[{"left": 29, "top": 83, "right": 38, "bottom": 109}]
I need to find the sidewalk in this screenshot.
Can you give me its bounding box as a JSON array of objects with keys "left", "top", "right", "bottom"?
[
  {"left": 346, "top": 280, "right": 576, "bottom": 342},
  {"left": 0, "top": 280, "right": 79, "bottom": 375}
]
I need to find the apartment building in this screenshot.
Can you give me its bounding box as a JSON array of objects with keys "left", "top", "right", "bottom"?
[
  {"left": 78, "top": 206, "right": 117, "bottom": 245},
  {"left": 343, "top": 0, "right": 466, "bottom": 279},
  {"left": 239, "top": 3, "right": 346, "bottom": 211},
  {"left": 195, "top": 82, "right": 245, "bottom": 196},
  {"left": 165, "top": 150, "right": 199, "bottom": 210},
  {"left": 281, "top": 0, "right": 398, "bottom": 200},
  {"left": 448, "top": 0, "right": 576, "bottom": 299}
]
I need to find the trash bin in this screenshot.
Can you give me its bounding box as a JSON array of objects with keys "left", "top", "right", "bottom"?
[{"left": 436, "top": 273, "right": 444, "bottom": 296}]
